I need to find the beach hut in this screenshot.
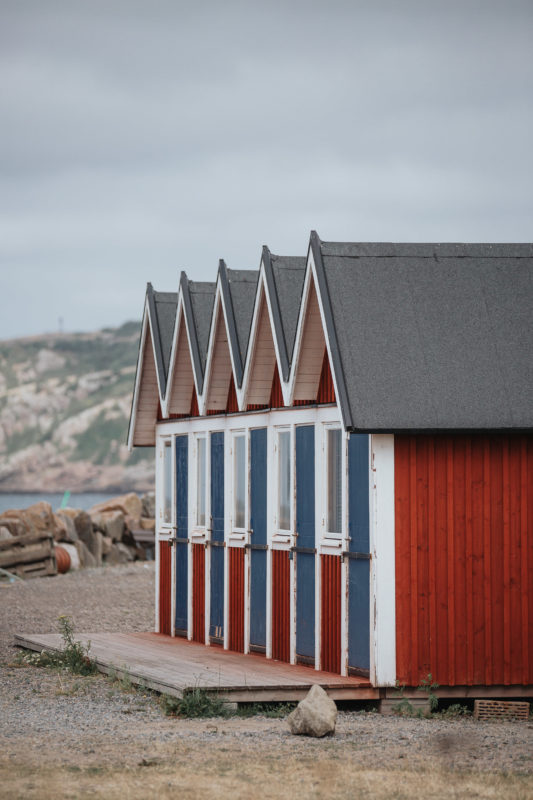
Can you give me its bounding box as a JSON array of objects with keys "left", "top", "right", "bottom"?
[{"left": 128, "top": 232, "right": 533, "bottom": 694}]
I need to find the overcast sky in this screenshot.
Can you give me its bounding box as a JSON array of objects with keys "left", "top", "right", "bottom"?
[{"left": 1, "top": 0, "right": 532, "bottom": 339}]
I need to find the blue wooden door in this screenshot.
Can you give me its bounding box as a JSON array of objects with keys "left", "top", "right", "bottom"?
[
  {"left": 296, "top": 425, "right": 315, "bottom": 661},
  {"left": 210, "top": 432, "right": 225, "bottom": 641},
  {"left": 249, "top": 428, "right": 267, "bottom": 650},
  {"left": 174, "top": 435, "right": 188, "bottom": 635},
  {"left": 348, "top": 433, "right": 370, "bottom": 674}
]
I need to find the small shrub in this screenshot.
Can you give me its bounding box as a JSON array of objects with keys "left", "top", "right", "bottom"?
[
  {"left": 160, "top": 688, "right": 228, "bottom": 718},
  {"left": 17, "top": 616, "right": 97, "bottom": 676},
  {"left": 418, "top": 673, "right": 439, "bottom": 712},
  {"left": 438, "top": 703, "right": 472, "bottom": 718}
]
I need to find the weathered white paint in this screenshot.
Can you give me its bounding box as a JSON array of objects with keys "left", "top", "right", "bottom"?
[{"left": 369, "top": 434, "right": 396, "bottom": 687}]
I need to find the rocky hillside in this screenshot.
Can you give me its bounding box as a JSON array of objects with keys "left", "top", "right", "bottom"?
[{"left": 0, "top": 322, "right": 153, "bottom": 493}]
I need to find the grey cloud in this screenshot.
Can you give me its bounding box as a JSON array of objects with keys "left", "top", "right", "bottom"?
[{"left": 0, "top": 0, "right": 532, "bottom": 338}]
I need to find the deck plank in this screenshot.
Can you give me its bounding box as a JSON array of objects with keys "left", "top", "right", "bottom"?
[{"left": 14, "top": 631, "right": 378, "bottom": 701}]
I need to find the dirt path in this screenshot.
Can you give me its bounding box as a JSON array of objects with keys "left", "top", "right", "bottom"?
[{"left": 1, "top": 564, "right": 532, "bottom": 799}]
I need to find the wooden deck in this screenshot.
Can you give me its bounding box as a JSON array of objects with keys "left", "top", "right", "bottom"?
[{"left": 14, "top": 631, "right": 378, "bottom": 702}]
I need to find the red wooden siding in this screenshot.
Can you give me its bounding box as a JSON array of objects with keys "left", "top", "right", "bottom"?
[
  {"left": 321, "top": 554, "right": 341, "bottom": 673},
  {"left": 226, "top": 374, "right": 239, "bottom": 413},
  {"left": 192, "top": 543, "right": 205, "bottom": 644},
  {"left": 269, "top": 363, "right": 283, "bottom": 408},
  {"left": 229, "top": 547, "right": 245, "bottom": 652},
  {"left": 316, "top": 349, "right": 335, "bottom": 404},
  {"left": 272, "top": 549, "right": 290, "bottom": 662},
  {"left": 190, "top": 387, "right": 199, "bottom": 417},
  {"left": 158, "top": 541, "right": 172, "bottom": 635},
  {"left": 395, "top": 433, "right": 533, "bottom": 687}
]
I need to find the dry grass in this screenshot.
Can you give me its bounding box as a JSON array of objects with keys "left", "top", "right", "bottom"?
[{"left": 1, "top": 749, "right": 532, "bottom": 800}]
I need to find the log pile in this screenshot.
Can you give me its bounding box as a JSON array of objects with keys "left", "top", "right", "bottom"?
[
  {"left": 0, "top": 530, "right": 57, "bottom": 578},
  {"left": 0, "top": 491, "right": 155, "bottom": 578}
]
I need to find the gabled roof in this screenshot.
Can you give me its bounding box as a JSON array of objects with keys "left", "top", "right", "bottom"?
[
  {"left": 146, "top": 284, "right": 178, "bottom": 398},
  {"left": 313, "top": 235, "right": 533, "bottom": 430},
  {"left": 219, "top": 262, "right": 258, "bottom": 387},
  {"left": 262, "top": 248, "right": 306, "bottom": 381},
  {"left": 180, "top": 273, "right": 216, "bottom": 395}
]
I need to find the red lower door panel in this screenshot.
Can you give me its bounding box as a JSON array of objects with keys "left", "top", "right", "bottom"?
[
  {"left": 192, "top": 543, "right": 205, "bottom": 643},
  {"left": 159, "top": 541, "right": 172, "bottom": 636},
  {"left": 321, "top": 554, "right": 341, "bottom": 673},
  {"left": 272, "top": 549, "right": 290, "bottom": 662},
  {"left": 229, "top": 547, "right": 245, "bottom": 652}
]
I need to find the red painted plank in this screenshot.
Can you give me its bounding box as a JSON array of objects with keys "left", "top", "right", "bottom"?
[
  {"left": 321, "top": 555, "right": 341, "bottom": 673},
  {"left": 316, "top": 348, "right": 335, "bottom": 404},
  {"left": 229, "top": 547, "right": 245, "bottom": 653},
  {"left": 395, "top": 433, "right": 533, "bottom": 687},
  {"left": 269, "top": 363, "right": 283, "bottom": 408},
  {"left": 192, "top": 544, "right": 205, "bottom": 644},
  {"left": 272, "top": 549, "right": 290, "bottom": 662},
  {"left": 226, "top": 374, "right": 239, "bottom": 413},
  {"left": 159, "top": 541, "right": 172, "bottom": 636}
]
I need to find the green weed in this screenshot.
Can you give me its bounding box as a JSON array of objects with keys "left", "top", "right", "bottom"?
[{"left": 160, "top": 688, "right": 228, "bottom": 718}]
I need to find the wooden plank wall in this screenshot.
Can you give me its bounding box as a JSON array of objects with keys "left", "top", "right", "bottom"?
[
  {"left": 321, "top": 554, "right": 341, "bottom": 673},
  {"left": 206, "top": 309, "right": 233, "bottom": 411},
  {"left": 395, "top": 433, "right": 533, "bottom": 687},
  {"left": 158, "top": 541, "right": 172, "bottom": 635},
  {"left": 167, "top": 316, "right": 195, "bottom": 414},
  {"left": 272, "top": 549, "right": 290, "bottom": 662},
  {"left": 133, "top": 328, "right": 159, "bottom": 445},
  {"left": 192, "top": 543, "right": 205, "bottom": 643},
  {"left": 292, "top": 283, "right": 325, "bottom": 402},
  {"left": 229, "top": 547, "right": 245, "bottom": 652},
  {"left": 247, "top": 295, "right": 277, "bottom": 406}
]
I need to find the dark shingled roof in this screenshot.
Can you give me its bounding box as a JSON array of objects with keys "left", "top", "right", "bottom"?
[
  {"left": 316, "top": 237, "right": 533, "bottom": 430},
  {"left": 270, "top": 255, "right": 306, "bottom": 367},
  {"left": 188, "top": 280, "right": 216, "bottom": 375},
  {"left": 153, "top": 291, "right": 178, "bottom": 382},
  {"left": 226, "top": 268, "right": 258, "bottom": 370}
]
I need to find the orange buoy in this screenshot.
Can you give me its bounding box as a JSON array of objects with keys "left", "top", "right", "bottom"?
[{"left": 55, "top": 545, "right": 71, "bottom": 574}]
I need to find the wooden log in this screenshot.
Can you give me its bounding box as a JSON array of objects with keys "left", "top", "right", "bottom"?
[{"left": 0, "top": 540, "right": 54, "bottom": 569}]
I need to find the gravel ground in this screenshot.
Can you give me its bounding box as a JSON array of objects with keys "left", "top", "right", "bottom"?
[{"left": 1, "top": 563, "right": 532, "bottom": 787}]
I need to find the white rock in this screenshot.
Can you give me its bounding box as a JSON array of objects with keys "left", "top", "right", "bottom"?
[{"left": 287, "top": 684, "right": 337, "bottom": 737}]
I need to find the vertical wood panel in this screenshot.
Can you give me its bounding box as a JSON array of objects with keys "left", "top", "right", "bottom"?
[
  {"left": 158, "top": 541, "right": 172, "bottom": 635},
  {"left": 321, "top": 555, "right": 341, "bottom": 673},
  {"left": 272, "top": 549, "right": 290, "bottom": 662},
  {"left": 192, "top": 544, "right": 205, "bottom": 644},
  {"left": 316, "top": 349, "right": 335, "bottom": 404},
  {"left": 395, "top": 433, "right": 533, "bottom": 687},
  {"left": 229, "top": 547, "right": 245, "bottom": 652}
]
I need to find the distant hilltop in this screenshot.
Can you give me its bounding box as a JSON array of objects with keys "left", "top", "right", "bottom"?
[{"left": 0, "top": 321, "right": 153, "bottom": 493}]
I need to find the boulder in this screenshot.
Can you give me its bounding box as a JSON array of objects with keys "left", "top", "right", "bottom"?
[
  {"left": 92, "top": 531, "right": 104, "bottom": 566},
  {"left": 24, "top": 501, "right": 55, "bottom": 531},
  {"left": 54, "top": 510, "right": 78, "bottom": 542},
  {"left": 101, "top": 510, "right": 125, "bottom": 542},
  {"left": 125, "top": 514, "right": 142, "bottom": 533},
  {"left": 105, "top": 543, "right": 130, "bottom": 565},
  {"left": 74, "top": 539, "right": 97, "bottom": 569},
  {"left": 90, "top": 492, "right": 143, "bottom": 520},
  {"left": 101, "top": 535, "right": 113, "bottom": 555},
  {"left": 52, "top": 513, "right": 68, "bottom": 542},
  {"left": 141, "top": 492, "right": 155, "bottom": 518},
  {"left": 116, "top": 542, "right": 135, "bottom": 562},
  {"left": 0, "top": 515, "right": 26, "bottom": 538},
  {"left": 60, "top": 508, "right": 93, "bottom": 542},
  {"left": 140, "top": 517, "right": 155, "bottom": 532},
  {"left": 287, "top": 685, "right": 337, "bottom": 738},
  {"left": 0, "top": 526, "right": 13, "bottom": 541}
]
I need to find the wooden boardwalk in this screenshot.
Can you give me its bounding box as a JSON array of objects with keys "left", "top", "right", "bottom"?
[{"left": 14, "top": 631, "right": 378, "bottom": 702}]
